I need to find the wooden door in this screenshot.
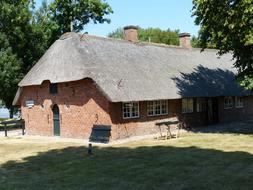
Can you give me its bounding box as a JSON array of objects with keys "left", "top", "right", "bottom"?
[
  {"left": 207, "top": 98, "right": 219, "bottom": 124},
  {"left": 52, "top": 104, "right": 60, "bottom": 136},
  {"left": 212, "top": 97, "right": 219, "bottom": 124}
]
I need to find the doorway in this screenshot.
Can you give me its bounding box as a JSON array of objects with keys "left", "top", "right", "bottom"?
[
  {"left": 207, "top": 98, "right": 219, "bottom": 124},
  {"left": 52, "top": 104, "right": 60, "bottom": 136}
]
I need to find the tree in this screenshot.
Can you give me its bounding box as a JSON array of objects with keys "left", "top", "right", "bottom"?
[
  {"left": 107, "top": 27, "right": 123, "bottom": 39},
  {"left": 50, "top": 0, "right": 113, "bottom": 35},
  {"left": 192, "top": 0, "right": 253, "bottom": 89},
  {"left": 0, "top": 0, "right": 38, "bottom": 73},
  {"left": 108, "top": 27, "right": 180, "bottom": 46},
  {"left": 191, "top": 35, "right": 217, "bottom": 49},
  {"left": 190, "top": 35, "right": 200, "bottom": 48},
  {"left": 0, "top": 33, "right": 22, "bottom": 118},
  {"left": 0, "top": 0, "right": 35, "bottom": 117},
  {"left": 33, "top": 0, "right": 113, "bottom": 60},
  {"left": 33, "top": 0, "right": 60, "bottom": 54}
]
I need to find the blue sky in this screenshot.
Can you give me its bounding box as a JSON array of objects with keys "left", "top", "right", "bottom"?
[{"left": 36, "top": 0, "right": 199, "bottom": 37}]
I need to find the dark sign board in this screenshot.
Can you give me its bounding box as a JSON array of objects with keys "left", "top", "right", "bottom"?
[{"left": 89, "top": 125, "right": 111, "bottom": 143}]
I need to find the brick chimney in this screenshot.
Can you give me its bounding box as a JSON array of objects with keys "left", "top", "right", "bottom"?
[
  {"left": 123, "top": 25, "right": 139, "bottom": 42},
  {"left": 179, "top": 33, "right": 191, "bottom": 49}
]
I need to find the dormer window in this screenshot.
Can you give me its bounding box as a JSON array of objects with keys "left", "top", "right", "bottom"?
[{"left": 50, "top": 83, "right": 58, "bottom": 94}]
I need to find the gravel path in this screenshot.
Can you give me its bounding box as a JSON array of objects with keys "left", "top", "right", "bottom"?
[
  {"left": 0, "top": 129, "right": 24, "bottom": 137},
  {"left": 1, "top": 120, "right": 252, "bottom": 144},
  {"left": 192, "top": 120, "right": 253, "bottom": 134}
]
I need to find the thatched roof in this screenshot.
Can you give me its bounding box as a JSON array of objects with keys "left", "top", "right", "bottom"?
[{"left": 15, "top": 32, "right": 249, "bottom": 104}]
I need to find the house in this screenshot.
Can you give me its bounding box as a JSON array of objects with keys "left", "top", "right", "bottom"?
[{"left": 13, "top": 26, "right": 252, "bottom": 141}]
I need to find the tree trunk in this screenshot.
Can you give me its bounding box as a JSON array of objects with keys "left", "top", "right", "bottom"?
[{"left": 9, "top": 107, "right": 14, "bottom": 118}]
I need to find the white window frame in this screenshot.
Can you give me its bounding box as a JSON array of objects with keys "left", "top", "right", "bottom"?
[
  {"left": 122, "top": 102, "right": 139, "bottom": 119},
  {"left": 147, "top": 100, "right": 168, "bottom": 116},
  {"left": 196, "top": 98, "right": 206, "bottom": 112},
  {"left": 224, "top": 96, "right": 233, "bottom": 109},
  {"left": 182, "top": 98, "right": 193, "bottom": 113},
  {"left": 235, "top": 97, "right": 244, "bottom": 108}
]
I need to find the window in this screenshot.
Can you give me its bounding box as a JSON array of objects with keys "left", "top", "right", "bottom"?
[
  {"left": 235, "top": 97, "right": 244, "bottom": 108},
  {"left": 50, "top": 83, "right": 58, "bottom": 94},
  {"left": 182, "top": 98, "right": 193, "bottom": 113},
  {"left": 224, "top": 96, "right": 233, "bottom": 109},
  {"left": 147, "top": 100, "right": 168, "bottom": 116},
  {"left": 196, "top": 98, "right": 206, "bottom": 112},
  {"left": 122, "top": 102, "right": 139, "bottom": 119}
]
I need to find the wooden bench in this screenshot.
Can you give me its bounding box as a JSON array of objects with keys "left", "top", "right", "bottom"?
[
  {"left": 1, "top": 119, "right": 25, "bottom": 137},
  {"left": 155, "top": 121, "right": 183, "bottom": 139}
]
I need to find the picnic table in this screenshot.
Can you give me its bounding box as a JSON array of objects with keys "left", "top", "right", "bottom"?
[{"left": 155, "top": 120, "right": 183, "bottom": 139}]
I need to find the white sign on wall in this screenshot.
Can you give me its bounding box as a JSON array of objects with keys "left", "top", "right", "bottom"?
[{"left": 26, "top": 100, "right": 35, "bottom": 108}]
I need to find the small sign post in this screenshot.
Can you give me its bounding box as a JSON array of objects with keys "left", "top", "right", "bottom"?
[{"left": 88, "top": 143, "right": 93, "bottom": 156}]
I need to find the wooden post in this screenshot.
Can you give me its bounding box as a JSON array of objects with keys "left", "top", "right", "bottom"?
[
  {"left": 166, "top": 125, "right": 172, "bottom": 139},
  {"left": 88, "top": 143, "right": 93, "bottom": 156},
  {"left": 4, "top": 123, "right": 7, "bottom": 137}
]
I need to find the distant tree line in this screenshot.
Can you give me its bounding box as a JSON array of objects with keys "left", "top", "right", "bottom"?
[
  {"left": 108, "top": 27, "right": 217, "bottom": 49},
  {"left": 191, "top": 35, "right": 216, "bottom": 49},
  {"left": 108, "top": 27, "right": 180, "bottom": 46}
]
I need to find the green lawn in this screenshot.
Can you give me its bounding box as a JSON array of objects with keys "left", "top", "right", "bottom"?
[{"left": 0, "top": 132, "right": 253, "bottom": 190}]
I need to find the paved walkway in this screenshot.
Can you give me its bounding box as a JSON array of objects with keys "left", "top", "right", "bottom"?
[
  {"left": 0, "top": 131, "right": 168, "bottom": 146},
  {"left": 192, "top": 120, "right": 253, "bottom": 134},
  {"left": 0, "top": 129, "right": 24, "bottom": 138}
]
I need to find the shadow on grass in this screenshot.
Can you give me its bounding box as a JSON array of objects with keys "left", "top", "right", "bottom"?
[{"left": 1, "top": 145, "right": 253, "bottom": 190}]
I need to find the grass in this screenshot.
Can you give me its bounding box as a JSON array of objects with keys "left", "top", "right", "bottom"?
[
  {"left": 0, "top": 132, "right": 253, "bottom": 190},
  {"left": 0, "top": 118, "right": 8, "bottom": 122}
]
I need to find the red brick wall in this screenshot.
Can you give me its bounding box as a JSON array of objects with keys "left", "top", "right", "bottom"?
[
  {"left": 20, "top": 79, "right": 112, "bottom": 139},
  {"left": 20, "top": 79, "right": 253, "bottom": 140},
  {"left": 219, "top": 96, "right": 253, "bottom": 122},
  {"left": 109, "top": 99, "right": 208, "bottom": 140},
  {"left": 109, "top": 101, "right": 178, "bottom": 140},
  {"left": 109, "top": 97, "right": 253, "bottom": 140}
]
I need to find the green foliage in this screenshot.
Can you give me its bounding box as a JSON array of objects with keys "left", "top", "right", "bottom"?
[
  {"left": 0, "top": 0, "right": 36, "bottom": 72},
  {"left": 192, "top": 0, "right": 253, "bottom": 89},
  {"left": 33, "top": 1, "right": 59, "bottom": 51},
  {"left": 191, "top": 35, "right": 217, "bottom": 49},
  {"left": 0, "top": 0, "right": 46, "bottom": 117},
  {"left": 50, "top": 0, "right": 113, "bottom": 34},
  {"left": 108, "top": 27, "right": 180, "bottom": 46},
  {"left": 190, "top": 35, "right": 200, "bottom": 48},
  {"left": 139, "top": 28, "right": 180, "bottom": 46},
  {"left": 0, "top": 33, "right": 22, "bottom": 113},
  {"left": 108, "top": 27, "right": 123, "bottom": 39},
  {"left": 0, "top": 100, "right": 4, "bottom": 108}
]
